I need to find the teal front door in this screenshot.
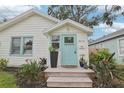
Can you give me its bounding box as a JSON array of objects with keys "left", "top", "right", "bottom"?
[{"left": 61, "top": 34, "right": 77, "bottom": 66}]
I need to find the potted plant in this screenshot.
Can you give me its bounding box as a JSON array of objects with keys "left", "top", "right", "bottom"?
[
  {"left": 49, "top": 46, "right": 58, "bottom": 68},
  {"left": 79, "top": 57, "right": 88, "bottom": 69}
]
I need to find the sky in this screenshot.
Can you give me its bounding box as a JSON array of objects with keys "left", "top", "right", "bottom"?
[{"left": 0, "top": 5, "right": 124, "bottom": 40}]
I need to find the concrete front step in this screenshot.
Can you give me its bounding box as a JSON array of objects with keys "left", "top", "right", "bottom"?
[
  {"left": 45, "top": 68, "right": 94, "bottom": 73},
  {"left": 46, "top": 72, "right": 89, "bottom": 77},
  {"left": 45, "top": 68, "right": 94, "bottom": 77},
  {"left": 47, "top": 77, "right": 92, "bottom": 88},
  {"left": 45, "top": 68, "right": 94, "bottom": 87}
]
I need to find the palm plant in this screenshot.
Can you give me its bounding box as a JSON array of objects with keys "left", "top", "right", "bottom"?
[{"left": 91, "top": 52, "right": 115, "bottom": 87}]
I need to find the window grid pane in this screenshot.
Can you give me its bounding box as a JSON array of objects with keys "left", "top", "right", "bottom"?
[
  {"left": 52, "top": 36, "right": 60, "bottom": 41},
  {"left": 64, "top": 37, "right": 74, "bottom": 44},
  {"left": 23, "top": 37, "right": 33, "bottom": 55},
  {"left": 51, "top": 35, "right": 60, "bottom": 49},
  {"left": 52, "top": 43, "right": 59, "bottom": 49},
  {"left": 11, "top": 37, "right": 21, "bottom": 54}
]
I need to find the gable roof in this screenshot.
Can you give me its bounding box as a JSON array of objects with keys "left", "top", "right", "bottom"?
[
  {"left": 89, "top": 28, "right": 124, "bottom": 45},
  {"left": 44, "top": 19, "right": 93, "bottom": 35},
  {"left": 0, "top": 9, "right": 60, "bottom": 32},
  {"left": 0, "top": 9, "right": 93, "bottom": 35}
]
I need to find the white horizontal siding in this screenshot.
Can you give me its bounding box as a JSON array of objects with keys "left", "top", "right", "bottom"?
[{"left": 0, "top": 14, "right": 56, "bottom": 67}]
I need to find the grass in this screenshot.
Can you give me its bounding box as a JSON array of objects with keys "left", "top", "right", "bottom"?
[{"left": 0, "top": 71, "right": 17, "bottom": 88}]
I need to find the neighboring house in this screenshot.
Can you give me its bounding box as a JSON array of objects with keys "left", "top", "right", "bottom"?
[
  {"left": 89, "top": 29, "right": 124, "bottom": 64},
  {"left": 0, "top": 9, "right": 92, "bottom": 67}
]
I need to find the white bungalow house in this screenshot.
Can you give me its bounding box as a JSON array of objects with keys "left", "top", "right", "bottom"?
[
  {"left": 0, "top": 9, "right": 94, "bottom": 87},
  {"left": 0, "top": 9, "right": 92, "bottom": 67}
]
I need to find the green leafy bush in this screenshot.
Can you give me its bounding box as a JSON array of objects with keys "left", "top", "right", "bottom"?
[
  {"left": 17, "top": 58, "right": 47, "bottom": 87},
  {"left": 89, "top": 49, "right": 115, "bottom": 65},
  {"left": 0, "top": 58, "right": 9, "bottom": 71},
  {"left": 0, "top": 72, "right": 17, "bottom": 88}
]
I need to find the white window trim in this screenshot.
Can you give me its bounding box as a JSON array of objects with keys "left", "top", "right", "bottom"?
[{"left": 117, "top": 37, "right": 124, "bottom": 57}]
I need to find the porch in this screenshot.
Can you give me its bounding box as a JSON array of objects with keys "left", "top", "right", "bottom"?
[{"left": 44, "top": 67, "right": 94, "bottom": 88}]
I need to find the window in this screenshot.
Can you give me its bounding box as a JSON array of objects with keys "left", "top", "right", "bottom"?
[
  {"left": 11, "top": 37, "right": 33, "bottom": 56},
  {"left": 11, "top": 37, "right": 21, "bottom": 54},
  {"left": 64, "top": 37, "right": 74, "bottom": 44},
  {"left": 23, "top": 37, "right": 33, "bottom": 55},
  {"left": 51, "top": 35, "right": 60, "bottom": 49},
  {"left": 119, "top": 38, "right": 124, "bottom": 55},
  {"left": 52, "top": 35, "right": 59, "bottom": 41}
]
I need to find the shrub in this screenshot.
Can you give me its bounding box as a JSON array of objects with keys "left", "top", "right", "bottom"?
[
  {"left": 89, "top": 49, "right": 117, "bottom": 87},
  {"left": 91, "top": 58, "right": 115, "bottom": 87},
  {"left": 0, "top": 72, "right": 17, "bottom": 88},
  {"left": 0, "top": 58, "right": 9, "bottom": 71},
  {"left": 89, "top": 49, "right": 115, "bottom": 65},
  {"left": 90, "top": 50, "right": 124, "bottom": 87},
  {"left": 17, "top": 58, "right": 47, "bottom": 87}
]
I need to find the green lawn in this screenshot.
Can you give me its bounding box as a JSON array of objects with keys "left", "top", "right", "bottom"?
[{"left": 0, "top": 71, "right": 17, "bottom": 88}]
